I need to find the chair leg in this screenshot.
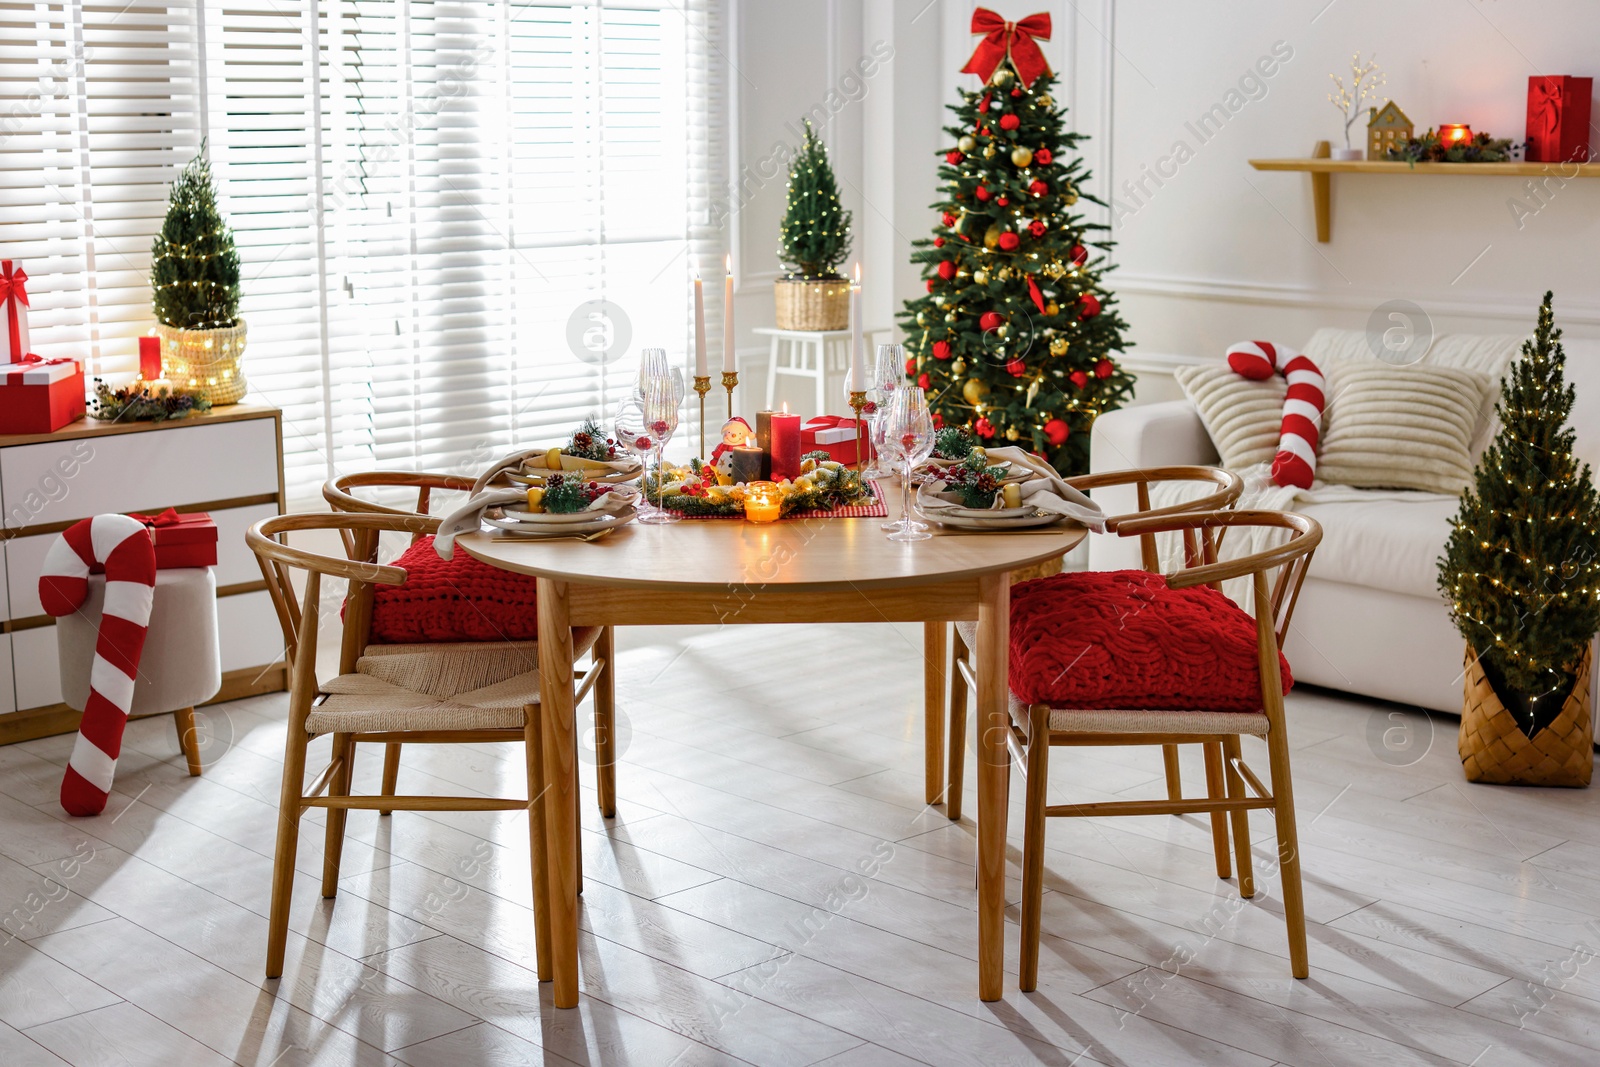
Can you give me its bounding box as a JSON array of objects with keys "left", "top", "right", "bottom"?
[
  {"left": 1265, "top": 725, "right": 1309, "bottom": 978},
  {"left": 1203, "top": 741, "right": 1232, "bottom": 880},
  {"left": 923, "top": 621, "right": 947, "bottom": 807},
  {"left": 593, "top": 626, "right": 617, "bottom": 819},
  {"left": 172, "top": 706, "right": 203, "bottom": 777},
  {"left": 1162, "top": 743, "right": 1182, "bottom": 801},
  {"left": 1019, "top": 704, "right": 1051, "bottom": 992},
  {"left": 378, "top": 743, "right": 401, "bottom": 817},
  {"left": 266, "top": 723, "right": 311, "bottom": 979},
  {"left": 524, "top": 702, "right": 553, "bottom": 982},
  {"left": 575, "top": 794, "right": 584, "bottom": 897},
  {"left": 322, "top": 733, "right": 354, "bottom": 898},
  {"left": 1222, "top": 735, "right": 1254, "bottom": 899},
  {"left": 947, "top": 627, "right": 970, "bottom": 823}
]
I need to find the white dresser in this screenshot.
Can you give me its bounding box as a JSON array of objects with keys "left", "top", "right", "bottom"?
[{"left": 0, "top": 404, "right": 286, "bottom": 744}]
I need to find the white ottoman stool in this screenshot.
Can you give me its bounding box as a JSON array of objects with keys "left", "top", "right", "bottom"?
[{"left": 56, "top": 567, "right": 223, "bottom": 776}]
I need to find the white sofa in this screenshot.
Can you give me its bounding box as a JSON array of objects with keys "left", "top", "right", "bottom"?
[{"left": 1088, "top": 328, "right": 1600, "bottom": 716}]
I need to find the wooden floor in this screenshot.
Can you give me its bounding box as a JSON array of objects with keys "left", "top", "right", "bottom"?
[{"left": 0, "top": 622, "right": 1597, "bottom": 1066}]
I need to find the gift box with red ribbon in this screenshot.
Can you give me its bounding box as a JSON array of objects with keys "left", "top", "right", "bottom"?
[
  {"left": 0, "top": 356, "right": 85, "bottom": 435},
  {"left": 130, "top": 508, "right": 218, "bottom": 569},
  {"left": 2, "top": 260, "right": 30, "bottom": 364},
  {"left": 800, "top": 415, "right": 862, "bottom": 466},
  {"left": 1526, "top": 76, "right": 1593, "bottom": 164}
]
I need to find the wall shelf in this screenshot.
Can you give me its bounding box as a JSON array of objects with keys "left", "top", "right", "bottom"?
[{"left": 1248, "top": 142, "right": 1600, "bottom": 241}]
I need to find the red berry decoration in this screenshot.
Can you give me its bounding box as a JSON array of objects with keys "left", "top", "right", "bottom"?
[
  {"left": 905, "top": 356, "right": 917, "bottom": 376},
  {"left": 1079, "top": 292, "right": 1102, "bottom": 318},
  {"left": 925, "top": 278, "right": 935, "bottom": 293},
  {"left": 936, "top": 260, "right": 956, "bottom": 280},
  {"left": 1035, "top": 148, "right": 1053, "bottom": 165},
  {"left": 1010, "top": 88, "right": 1023, "bottom": 98},
  {"left": 1095, "top": 358, "right": 1114, "bottom": 379},
  {"left": 974, "top": 417, "right": 995, "bottom": 439},
  {"left": 1044, "top": 418, "right": 1069, "bottom": 446},
  {"left": 932, "top": 340, "right": 952, "bottom": 360},
  {"left": 917, "top": 373, "right": 931, "bottom": 390},
  {"left": 1029, "top": 220, "right": 1047, "bottom": 238},
  {"left": 995, "top": 196, "right": 1009, "bottom": 207},
  {"left": 946, "top": 150, "right": 964, "bottom": 164},
  {"left": 999, "top": 113, "right": 1020, "bottom": 131},
  {"left": 1029, "top": 179, "right": 1048, "bottom": 196},
  {"left": 997, "top": 231, "right": 1020, "bottom": 252},
  {"left": 978, "top": 92, "right": 991, "bottom": 114},
  {"left": 1006, "top": 359, "right": 1026, "bottom": 377},
  {"left": 933, "top": 236, "right": 944, "bottom": 248},
  {"left": 974, "top": 185, "right": 991, "bottom": 202},
  {"left": 941, "top": 211, "right": 957, "bottom": 226},
  {"left": 1070, "top": 244, "right": 1088, "bottom": 266},
  {"left": 1070, "top": 370, "right": 1089, "bottom": 390},
  {"left": 979, "top": 311, "right": 1004, "bottom": 332},
  {"left": 978, "top": 126, "right": 990, "bottom": 137}
]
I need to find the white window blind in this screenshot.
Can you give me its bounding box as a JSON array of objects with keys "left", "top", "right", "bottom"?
[{"left": 3, "top": 0, "right": 725, "bottom": 502}]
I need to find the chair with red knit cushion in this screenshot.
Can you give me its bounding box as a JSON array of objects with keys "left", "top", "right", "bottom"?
[
  {"left": 323, "top": 472, "right": 619, "bottom": 820},
  {"left": 962, "top": 509, "right": 1321, "bottom": 990}
]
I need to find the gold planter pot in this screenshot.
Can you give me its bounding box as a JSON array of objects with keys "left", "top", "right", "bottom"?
[
  {"left": 773, "top": 277, "right": 850, "bottom": 331},
  {"left": 1459, "top": 644, "right": 1592, "bottom": 787},
  {"left": 156, "top": 320, "right": 248, "bottom": 406}
]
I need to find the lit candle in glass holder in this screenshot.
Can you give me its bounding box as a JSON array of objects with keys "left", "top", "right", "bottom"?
[
  {"left": 743, "top": 481, "right": 782, "bottom": 523},
  {"left": 1439, "top": 124, "right": 1473, "bottom": 149}
]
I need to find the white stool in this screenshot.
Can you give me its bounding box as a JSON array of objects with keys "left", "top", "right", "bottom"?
[
  {"left": 755, "top": 327, "right": 852, "bottom": 414},
  {"left": 56, "top": 568, "right": 223, "bottom": 776}
]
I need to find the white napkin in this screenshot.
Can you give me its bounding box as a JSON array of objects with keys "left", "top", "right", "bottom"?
[
  {"left": 471, "top": 446, "right": 642, "bottom": 494},
  {"left": 434, "top": 485, "right": 638, "bottom": 559},
  {"left": 918, "top": 446, "right": 1106, "bottom": 532}
]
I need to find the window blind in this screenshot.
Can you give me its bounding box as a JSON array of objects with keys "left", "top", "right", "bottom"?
[{"left": 2, "top": 0, "right": 725, "bottom": 503}]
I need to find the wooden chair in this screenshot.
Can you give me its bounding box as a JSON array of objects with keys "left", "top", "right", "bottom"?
[
  {"left": 247, "top": 512, "right": 609, "bottom": 980},
  {"left": 323, "top": 472, "right": 619, "bottom": 820},
  {"left": 942, "top": 465, "right": 1245, "bottom": 822},
  {"left": 996, "top": 510, "right": 1322, "bottom": 989}
]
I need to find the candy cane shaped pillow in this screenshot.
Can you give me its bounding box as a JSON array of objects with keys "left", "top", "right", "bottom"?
[
  {"left": 38, "top": 515, "right": 156, "bottom": 816},
  {"left": 1225, "top": 341, "right": 1325, "bottom": 489}
]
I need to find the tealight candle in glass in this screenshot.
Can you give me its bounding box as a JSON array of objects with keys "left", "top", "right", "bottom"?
[{"left": 743, "top": 481, "right": 782, "bottom": 523}]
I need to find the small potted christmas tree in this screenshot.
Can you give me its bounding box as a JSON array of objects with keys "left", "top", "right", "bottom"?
[
  {"left": 151, "top": 146, "right": 248, "bottom": 404},
  {"left": 774, "top": 121, "right": 852, "bottom": 331},
  {"left": 1438, "top": 292, "right": 1600, "bottom": 786}
]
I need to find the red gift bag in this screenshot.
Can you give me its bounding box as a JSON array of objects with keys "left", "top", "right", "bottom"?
[{"left": 129, "top": 508, "right": 218, "bottom": 568}]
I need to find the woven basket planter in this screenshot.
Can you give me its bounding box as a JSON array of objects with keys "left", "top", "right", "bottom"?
[
  {"left": 774, "top": 278, "right": 850, "bottom": 331},
  {"left": 1460, "top": 644, "right": 1593, "bottom": 787},
  {"left": 156, "top": 320, "right": 248, "bottom": 406}
]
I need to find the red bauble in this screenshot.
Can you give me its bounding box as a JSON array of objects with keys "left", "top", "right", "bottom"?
[
  {"left": 1029, "top": 179, "right": 1048, "bottom": 196},
  {"left": 1006, "top": 359, "right": 1026, "bottom": 377},
  {"left": 932, "top": 340, "right": 952, "bottom": 360},
  {"left": 1095, "top": 358, "right": 1114, "bottom": 379},
  {"left": 1029, "top": 220, "right": 1047, "bottom": 238},
  {"left": 1044, "top": 418, "right": 1070, "bottom": 446},
  {"left": 974, "top": 185, "right": 992, "bottom": 202},
  {"left": 941, "top": 211, "right": 957, "bottom": 226},
  {"left": 1010, "top": 88, "right": 1023, "bottom": 98},
  {"left": 918, "top": 372, "right": 931, "bottom": 390},
  {"left": 1069, "top": 370, "right": 1089, "bottom": 389},
  {"left": 1079, "top": 292, "right": 1102, "bottom": 318},
  {"left": 932, "top": 412, "right": 944, "bottom": 429},
  {"left": 979, "top": 311, "right": 1005, "bottom": 332},
  {"left": 1036, "top": 148, "right": 1053, "bottom": 165},
  {"left": 933, "top": 236, "right": 944, "bottom": 248},
  {"left": 996, "top": 196, "right": 1009, "bottom": 207},
  {"left": 979, "top": 126, "right": 991, "bottom": 136},
  {"left": 978, "top": 92, "right": 991, "bottom": 114},
  {"left": 946, "top": 150, "right": 964, "bottom": 165},
  {"left": 997, "top": 231, "right": 1020, "bottom": 251},
  {"left": 999, "top": 113, "right": 1020, "bottom": 131},
  {"left": 925, "top": 279, "right": 935, "bottom": 293},
  {"left": 974, "top": 417, "right": 995, "bottom": 438},
  {"left": 937, "top": 260, "right": 956, "bottom": 280},
  {"left": 1070, "top": 244, "right": 1088, "bottom": 266},
  {"left": 905, "top": 356, "right": 917, "bottom": 376}
]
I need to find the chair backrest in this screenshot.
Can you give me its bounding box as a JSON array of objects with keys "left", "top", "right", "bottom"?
[
  {"left": 247, "top": 513, "right": 418, "bottom": 680},
  {"left": 1066, "top": 465, "right": 1245, "bottom": 572},
  {"left": 323, "top": 472, "right": 476, "bottom": 550}
]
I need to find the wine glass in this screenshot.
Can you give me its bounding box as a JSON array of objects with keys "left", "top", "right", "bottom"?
[
  {"left": 858, "top": 343, "right": 902, "bottom": 481},
  {"left": 882, "top": 386, "right": 935, "bottom": 542},
  {"left": 613, "top": 398, "right": 661, "bottom": 519},
  {"left": 638, "top": 372, "right": 682, "bottom": 524},
  {"left": 637, "top": 347, "right": 670, "bottom": 395}
]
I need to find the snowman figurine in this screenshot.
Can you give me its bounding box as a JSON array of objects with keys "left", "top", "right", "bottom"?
[{"left": 710, "top": 416, "right": 755, "bottom": 478}]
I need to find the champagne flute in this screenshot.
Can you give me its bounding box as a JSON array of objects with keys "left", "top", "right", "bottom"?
[
  {"left": 638, "top": 373, "right": 682, "bottom": 524},
  {"left": 859, "top": 343, "right": 902, "bottom": 482},
  {"left": 883, "top": 386, "right": 935, "bottom": 542},
  {"left": 613, "top": 398, "right": 659, "bottom": 519},
  {"left": 637, "top": 347, "right": 670, "bottom": 395}
]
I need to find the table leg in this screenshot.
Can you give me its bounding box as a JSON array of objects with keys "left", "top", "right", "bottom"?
[
  {"left": 975, "top": 572, "right": 1010, "bottom": 1002},
  {"left": 923, "top": 621, "right": 946, "bottom": 806},
  {"left": 535, "top": 578, "right": 580, "bottom": 1008}
]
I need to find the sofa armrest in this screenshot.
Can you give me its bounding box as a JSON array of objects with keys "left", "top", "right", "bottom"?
[{"left": 1087, "top": 401, "right": 1218, "bottom": 572}]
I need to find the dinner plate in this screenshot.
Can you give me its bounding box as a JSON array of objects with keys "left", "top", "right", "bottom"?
[
  {"left": 484, "top": 506, "right": 635, "bottom": 536},
  {"left": 916, "top": 507, "right": 1063, "bottom": 530},
  {"left": 499, "top": 503, "right": 618, "bottom": 525}
]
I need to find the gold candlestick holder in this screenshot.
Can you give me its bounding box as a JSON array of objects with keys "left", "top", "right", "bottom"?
[
  {"left": 848, "top": 390, "right": 869, "bottom": 472},
  {"left": 722, "top": 370, "right": 739, "bottom": 417},
  {"left": 693, "top": 375, "right": 712, "bottom": 458}
]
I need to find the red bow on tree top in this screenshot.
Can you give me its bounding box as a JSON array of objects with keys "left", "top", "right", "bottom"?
[{"left": 960, "top": 9, "right": 1053, "bottom": 89}]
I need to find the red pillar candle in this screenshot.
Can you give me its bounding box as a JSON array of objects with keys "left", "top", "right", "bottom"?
[
  {"left": 139, "top": 335, "right": 161, "bottom": 380},
  {"left": 769, "top": 408, "right": 803, "bottom": 482}
]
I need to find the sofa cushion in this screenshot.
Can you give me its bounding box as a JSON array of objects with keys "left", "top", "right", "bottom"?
[
  {"left": 1295, "top": 491, "right": 1458, "bottom": 599},
  {"left": 1173, "top": 363, "right": 1288, "bottom": 469},
  {"left": 1316, "top": 361, "right": 1490, "bottom": 494}
]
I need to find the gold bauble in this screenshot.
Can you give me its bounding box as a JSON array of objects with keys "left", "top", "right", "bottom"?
[
  {"left": 995, "top": 324, "right": 1009, "bottom": 339},
  {"left": 997, "top": 267, "right": 1013, "bottom": 282},
  {"left": 944, "top": 310, "right": 959, "bottom": 324},
  {"left": 1064, "top": 192, "right": 1079, "bottom": 206},
  {"left": 1045, "top": 302, "right": 1060, "bottom": 316},
  {"left": 951, "top": 358, "right": 967, "bottom": 375},
  {"left": 972, "top": 269, "right": 989, "bottom": 286},
  {"left": 1005, "top": 425, "right": 1021, "bottom": 441},
  {"left": 1010, "top": 147, "right": 1033, "bottom": 168},
  {"left": 991, "top": 68, "right": 1014, "bottom": 88},
  {"left": 983, "top": 224, "right": 1002, "bottom": 249},
  {"left": 916, "top": 311, "right": 928, "bottom": 326},
  {"left": 957, "top": 135, "right": 976, "bottom": 153},
  {"left": 983, "top": 145, "right": 997, "bottom": 160},
  {"left": 1049, "top": 338, "right": 1069, "bottom": 356},
  {"left": 1038, "top": 94, "right": 1054, "bottom": 108},
  {"left": 962, "top": 378, "right": 990, "bottom": 406}
]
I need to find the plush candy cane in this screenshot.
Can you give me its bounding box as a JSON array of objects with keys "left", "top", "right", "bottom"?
[
  {"left": 1226, "top": 341, "right": 1325, "bottom": 490},
  {"left": 38, "top": 515, "right": 156, "bottom": 816}
]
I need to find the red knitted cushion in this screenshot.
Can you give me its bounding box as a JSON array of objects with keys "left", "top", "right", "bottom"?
[
  {"left": 1008, "top": 570, "right": 1291, "bottom": 711},
  {"left": 367, "top": 535, "right": 539, "bottom": 643}
]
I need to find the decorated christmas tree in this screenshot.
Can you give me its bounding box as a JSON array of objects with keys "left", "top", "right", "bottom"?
[
  {"left": 778, "top": 121, "right": 852, "bottom": 279},
  {"left": 151, "top": 145, "right": 241, "bottom": 330},
  {"left": 897, "top": 38, "right": 1132, "bottom": 474},
  {"left": 1438, "top": 293, "right": 1600, "bottom": 733}
]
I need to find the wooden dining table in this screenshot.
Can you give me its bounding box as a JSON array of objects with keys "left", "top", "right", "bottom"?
[{"left": 458, "top": 500, "right": 1086, "bottom": 1007}]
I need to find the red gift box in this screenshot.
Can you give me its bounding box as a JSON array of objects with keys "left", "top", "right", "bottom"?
[
  {"left": 129, "top": 508, "right": 218, "bottom": 568},
  {"left": 801, "top": 415, "right": 862, "bottom": 466},
  {"left": 1526, "top": 76, "right": 1593, "bottom": 163},
  {"left": 0, "top": 356, "right": 85, "bottom": 435}
]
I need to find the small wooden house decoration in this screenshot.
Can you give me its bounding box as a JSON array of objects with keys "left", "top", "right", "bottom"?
[{"left": 1368, "top": 102, "right": 1412, "bottom": 159}]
